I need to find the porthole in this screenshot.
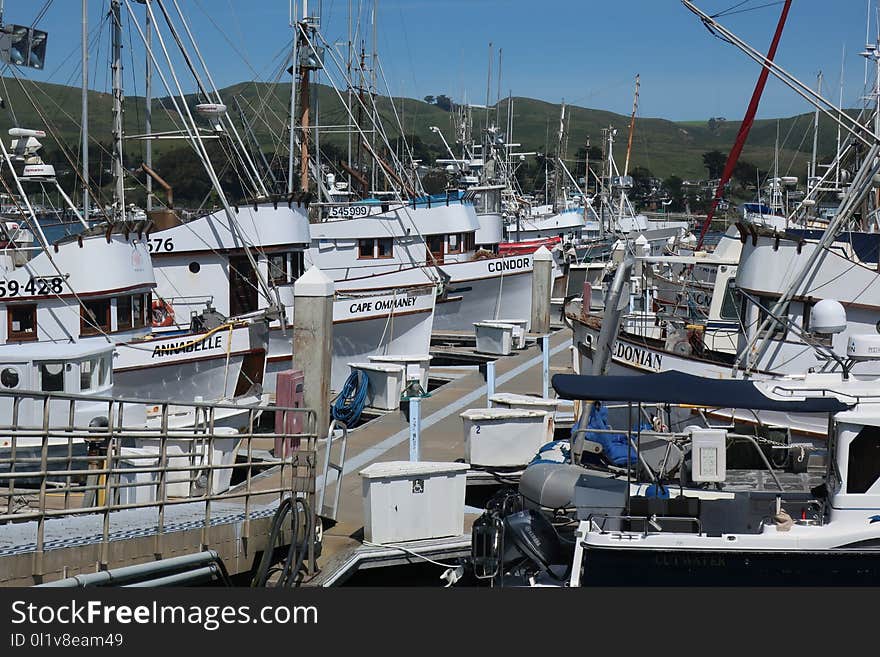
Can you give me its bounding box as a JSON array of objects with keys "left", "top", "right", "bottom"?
[
  {"left": 189, "top": 261, "right": 201, "bottom": 274},
  {"left": 1, "top": 367, "right": 19, "bottom": 389}
]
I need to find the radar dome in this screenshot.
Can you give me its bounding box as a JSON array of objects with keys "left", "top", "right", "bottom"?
[{"left": 810, "top": 299, "right": 846, "bottom": 335}]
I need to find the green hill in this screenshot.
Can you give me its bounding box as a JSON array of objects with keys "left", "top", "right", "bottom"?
[{"left": 0, "top": 76, "right": 851, "bottom": 190}]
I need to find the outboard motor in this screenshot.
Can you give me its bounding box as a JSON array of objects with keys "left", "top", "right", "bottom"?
[{"left": 502, "top": 509, "right": 573, "bottom": 582}]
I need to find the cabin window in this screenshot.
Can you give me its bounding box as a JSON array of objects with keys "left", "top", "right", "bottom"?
[
  {"left": 464, "top": 232, "right": 475, "bottom": 251},
  {"left": 376, "top": 238, "right": 393, "bottom": 259},
  {"left": 757, "top": 296, "right": 786, "bottom": 341},
  {"left": 38, "top": 362, "right": 65, "bottom": 393},
  {"left": 189, "top": 261, "right": 201, "bottom": 274},
  {"left": 447, "top": 233, "right": 461, "bottom": 254},
  {"left": 81, "top": 299, "right": 111, "bottom": 336},
  {"left": 357, "top": 239, "right": 393, "bottom": 259},
  {"left": 357, "top": 239, "right": 373, "bottom": 259},
  {"left": 80, "top": 358, "right": 99, "bottom": 391},
  {"left": 7, "top": 304, "right": 37, "bottom": 342},
  {"left": 847, "top": 426, "right": 880, "bottom": 494},
  {"left": 99, "top": 354, "right": 111, "bottom": 387},
  {"left": 117, "top": 295, "right": 133, "bottom": 331},
  {"left": 719, "top": 281, "right": 741, "bottom": 321},
  {"left": 268, "top": 253, "right": 288, "bottom": 286},
  {"left": 0, "top": 367, "right": 20, "bottom": 388},
  {"left": 133, "top": 294, "right": 147, "bottom": 329}
]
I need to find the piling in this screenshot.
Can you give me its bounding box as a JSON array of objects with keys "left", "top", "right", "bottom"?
[
  {"left": 530, "top": 245, "right": 553, "bottom": 334},
  {"left": 293, "top": 266, "right": 334, "bottom": 438}
]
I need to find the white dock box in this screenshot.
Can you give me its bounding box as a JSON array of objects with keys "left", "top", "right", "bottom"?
[
  {"left": 489, "top": 392, "right": 565, "bottom": 416},
  {"left": 360, "top": 461, "right": 470, "bottom": 544},
  {"left": 133, "top": 429, "right": 240, "bottom": 497},
  {"left": 368, "top": 354, "right": 432, "bottom": 394},
  {"left": 461, "top": 408, "right": 553, "bottom": 468},
  {"left": 483, "top": 319, "right": 528, "bottom": 349},
  {"left": 474, "top": 322, "right": 514, "bottom": 356},
  {"left": 348, "top": 362, "right": 405, "bottom": 411},
  {"left": 116, "top": 447, "right": 160, "bottom": 505}
]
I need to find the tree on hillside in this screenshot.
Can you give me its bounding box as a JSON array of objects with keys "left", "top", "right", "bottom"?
[
  {"left": 663, "top": 175, "right": 685, "bottom": 212},
  {"left": 573, "top": 144, "right": 603, "bottom": 180},
  {"left": 434, "top": 94, "right": 453, "bottom": 112},
  {"left": 630, "top": 166, "right": 655, "bottom": 197},
  {"left": 732, "top": 160, "right": 762, "bottom": 188},
  {"left": 421, "top": 169, "right": 448, "bottom": 195},
  {"left": 702, "top": 150, "right": 726, "bottom": 179},
  {"left": 423, "top": 95, "right": 435, "bottom": 105}
]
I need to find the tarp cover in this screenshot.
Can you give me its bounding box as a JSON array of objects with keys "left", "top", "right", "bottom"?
[{"left": 552, "top": 371, "right": 851, "bottom": 414}]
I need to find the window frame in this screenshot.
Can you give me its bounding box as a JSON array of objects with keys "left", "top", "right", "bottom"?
[
  {"left": 81, "top": 298, "right": 111, "bottom": 337},
  {"left": 358, "top": 239, "right": 376, "bottom": 260},
  {"left": 7, "top": 303, "right": 37, "bottom": 342},
  {"left": 268, "top": 253, "right": 289, "bottom": 286},
  {"left": 447, "top": 233, "right": 463, "bottom": 255},
  {"left": 375, "top": 238, "right": 393, "bottom": 259},
  {"left": 116, "top": 295, "right": 133, "bottom": 331}
]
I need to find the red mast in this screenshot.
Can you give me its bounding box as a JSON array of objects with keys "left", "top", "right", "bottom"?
[{"left": 695, "top": 0, "right": 793, "bottom": 249}]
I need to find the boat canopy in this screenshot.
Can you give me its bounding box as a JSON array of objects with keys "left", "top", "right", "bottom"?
[{"left": 552, "top": 371, "right": 851, "bottom": 413}]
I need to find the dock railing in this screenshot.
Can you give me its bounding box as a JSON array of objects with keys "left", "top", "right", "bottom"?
[{"left": 0, "top": 387, "right": 317, "bottom": 581}]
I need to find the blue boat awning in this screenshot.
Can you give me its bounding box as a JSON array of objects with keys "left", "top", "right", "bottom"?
[{"left": 552, "top": 371, "right": 851, "bottom": 414}]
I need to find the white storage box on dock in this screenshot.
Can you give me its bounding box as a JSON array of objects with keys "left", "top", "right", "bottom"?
[
  {"left": 474, "top": 322, "right": 514, "bottom": 356},
  {"left": 360, "top": 461, "right": 469, "bottom": 544},
  {"left": 131, "top": 429, "right": 240, "bottom": 497},
  {"left": 489, "top": 392, "right": 564, "bottom": 415},
  {"left": 368, "top": 354, "right": 432, "bottom": 393},
  {"left": 461, "top": 408, "right": 552, "bottom": 468},
  {"left": 116, "top": 447, "right": 160, "bottom": 505},
  {"left": 483, "top": 319, "right": 528, "bottom": 349},
  {"left": 348, "top": 362, "right": 405, "bottom": 411}
]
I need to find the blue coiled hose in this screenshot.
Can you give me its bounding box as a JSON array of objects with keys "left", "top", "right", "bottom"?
[{"left": 331, "top": 370, "right": 368, "bottom": 426}]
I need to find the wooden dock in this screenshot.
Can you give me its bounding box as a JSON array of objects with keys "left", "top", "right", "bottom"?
[{"left": 305, "top": 328, "right": 574, "bottom": 586}]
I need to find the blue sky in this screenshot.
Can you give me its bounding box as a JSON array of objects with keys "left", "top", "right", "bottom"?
[{"left": 6, "top": 0, "right": 878, "bottom": 121}]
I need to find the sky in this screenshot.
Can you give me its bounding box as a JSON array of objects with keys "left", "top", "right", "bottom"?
[{"left": 5, "top": 0, "right": 879, "bottom": 121}]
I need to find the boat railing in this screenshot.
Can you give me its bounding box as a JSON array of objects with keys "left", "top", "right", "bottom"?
[
  {"left": 0, "top": 387, "right": 318, "bottom": 579},
  {"left": 586, "top": 513, "right": 703, "bottom": 537}
]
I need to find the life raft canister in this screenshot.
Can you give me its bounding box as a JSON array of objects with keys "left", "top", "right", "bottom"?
[{"left": 151, "top": 299, "right": 175, "bottom": 327}]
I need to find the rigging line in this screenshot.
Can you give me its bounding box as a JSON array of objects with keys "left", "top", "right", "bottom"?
[
  {"left": 717, "top": 1, "right": 786, "bottom": 18},
  {"left": 156, "top": 0, "right": 264, "bottom": 199},
  {"left": 30, "top": 0, "right": 55, "bottom": 28},
  {"left": 710, "top": 0, "right": 750, "bottom": 17},
  {"left": 127, "top": 0, "right": 275, "bottom": 309},
  {"left": 8, "top": 71, "right": 113, "bottom": 223}
]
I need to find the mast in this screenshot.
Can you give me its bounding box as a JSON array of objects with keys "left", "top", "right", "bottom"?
[
  {"left": 622, "top": 73, "right": 640, "bottom": 177},
  {"left": 81, "top": 0, "right": 89, "bottom": 218},
  {"left": 692, "top": 0, "right": 793, "bottom": 250},
  {"left": 370, "top": 0, "right": 378, "bottom": 192},
  {"left": 810, "top": 71, "right": 822, "bottom": 183},
  {"left": 835, "top": 46, "right": 844, "bottom": 190},
  {"left": 346, "top": 0, "right": 352, "bottom": 188},
  {"left": 287, "top": 0, "right": 298, "bottom": 195},
  {"left": 553, "top": 101, "right": 566, "bottom": 211},
  {"left": 485, "top": 41, "right": 492, "bottom": 130},
  {"left": 145, "top": 0, "right": 153, "bottom": 211},
  {"left": 299, "top": 1, "right": 311, "bottom": 193},
  {"left": 110, "top": 0, "right": 125, "bottom": 221}
]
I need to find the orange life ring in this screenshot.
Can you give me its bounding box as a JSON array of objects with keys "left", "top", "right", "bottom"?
[{"left": 151, "top": 299, "right": 175, "bottom": 327}]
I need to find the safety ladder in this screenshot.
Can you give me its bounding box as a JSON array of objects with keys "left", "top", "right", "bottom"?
[{"left": 318, "top": 419, "right": 349, "bottom": 522}]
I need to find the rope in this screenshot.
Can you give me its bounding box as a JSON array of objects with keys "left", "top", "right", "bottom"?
[{"left": 330, "top": 370, "right": 368, "bottom": 426}]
